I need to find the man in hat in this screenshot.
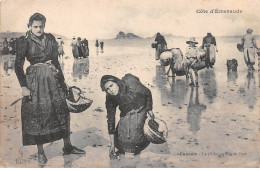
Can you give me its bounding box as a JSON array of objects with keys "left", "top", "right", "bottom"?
[
  {"left": 202, "top": 32, "right": 218, "bottom": 68},
  {"left": 185, "top": 37, "right": 200, "bottom": 86},
  {"left": 155, "top": 32, "right": 167, "bottom": 60},
  {"left": 241, "top": 28, "right": 259, "bottom": 70}
]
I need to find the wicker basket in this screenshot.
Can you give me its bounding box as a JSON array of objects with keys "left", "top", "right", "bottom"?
[
  {"left": 151, "top": 42, "right": 157, "bottom": 48},
  {"left": 237, "top": 43, "right": 244, "bottom": 52},
  {"left": 66, "top": 86, "right": 93, "bottom": 113},
  {"left": 144, "top": 117, "right": 168, "bottom": 144}
]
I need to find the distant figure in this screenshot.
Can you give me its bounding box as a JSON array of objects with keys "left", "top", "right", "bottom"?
[
  {"left": 241, "top": 28, "right": 259, "bottom": 70},
  {"left": 77, "top": 37, "right": 83, "bottom": 58},
  {"left": 2, "top": 38, "right": 9, "bottom": 55},
  {"left": 81, "top": 38, "right": 89, "bottom": 58},
  {"left": 155, "top": 32, "right": 167, "bottom": 60},
  {"left": 100, "top": 41, "right": 104, "bottom": 51},
  {"left": 70, "top": 37, "right": 79, "bottom": 58},
  {"left": 95, "top": 39, "right": 99, "bottom": 47},
  {"left": 202, "top": 32, "right": 218, "bottom": 68},
  {"left": 9, "top": 38, "right": 17, "bottom": 55},
  {"left": 57, "top": 37, "right": 64, "bottom": 58}
]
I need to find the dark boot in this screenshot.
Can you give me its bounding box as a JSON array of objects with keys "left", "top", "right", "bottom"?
[
  {"left": 63, "top": 145, "right": 86, "bottom": 155},
  {"left": 38, "top": 153, "right": 47, "bottom": 165}
]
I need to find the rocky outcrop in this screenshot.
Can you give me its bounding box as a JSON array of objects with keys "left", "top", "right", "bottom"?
[{"left": 115, "top": 31, "right": 142, "bottom": 39}]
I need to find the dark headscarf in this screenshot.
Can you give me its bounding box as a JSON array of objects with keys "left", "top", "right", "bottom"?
[
  {"left": 28, "top": 13, "right": 46, "bottom": 28},
  {"left": 100, "top": 75, "right": 123, "bottom": 92}
]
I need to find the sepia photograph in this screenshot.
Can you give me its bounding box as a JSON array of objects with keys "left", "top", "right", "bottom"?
[{"left": 0, "top": 0, "right": 259, "bottom": 168}]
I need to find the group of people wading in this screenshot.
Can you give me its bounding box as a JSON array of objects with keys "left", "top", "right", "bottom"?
[
  {"left": 155, "top": 30, "right": 259, "bottom": 87},
  {"left": 71, "top": 37, "right": 89, "bottom": 58}
]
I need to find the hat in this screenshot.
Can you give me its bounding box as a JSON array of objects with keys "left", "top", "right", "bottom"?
[
  {"left": 66, "top": 86, "right": 93, "bottom": 113},
  {"left": 186, "top": 37, "right": 198, "bottom": 44},
  {"left": 144, "top": 117, "right": 168, "bottom": 144}
]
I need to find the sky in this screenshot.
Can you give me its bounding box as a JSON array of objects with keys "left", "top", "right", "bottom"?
[{"left": 1, "top": 0, "right": 260, "bottom": 40}]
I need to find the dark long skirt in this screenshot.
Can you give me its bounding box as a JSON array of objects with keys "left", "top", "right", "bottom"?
[
  {"left": 72, "top": 46, "right": 79, "bottom": 58},
  {"left": 21, "top": 63, "right": 70, "bottom": 146},
  {"left": 114, "top": 108, "right": 150, "bottom": 154}
]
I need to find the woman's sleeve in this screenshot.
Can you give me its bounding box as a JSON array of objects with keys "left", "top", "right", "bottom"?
[
  {"left": 15, "top": 37, "right": 27, "bottom": 87},
  {"left": 213, "top": 37, "right": 217, "bottom": 46},
  {"left": 145, "top": 87, "right": 153, "bottom": 112},
  {"left": 106, "top": 96, "right": 118, "bottom": 134},
  {"left": 50, "top": 34, "right": 65, "bottom": 83},
  {"left": 252, "top": 36, "right": 258, "bottom": 49}
]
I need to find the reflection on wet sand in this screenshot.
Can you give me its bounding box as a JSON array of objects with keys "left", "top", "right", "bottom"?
[
  {"left": 239, "top": 71, "right": 257, "bottom": 109},
  {"left": 72, "top": 58, "right": 89, "bottom": 79},
  {"left": 227, "top": 71, "right": 238, "bottom": 84},
  {"left": 59, "top": 59, "right": 65, "bottom": 72},
  {"left": 153, "top": 65, "right": 189, "bottom": 107},
  {"left": 30, "top": 127, "right": 109, "bottom": 168},
  {"left": 187, "top": 87, "right": 207, "bottom": 134},
  {"left": 109, "top": 153, "right": 167, "bottom": 168},
  {"left": 199, "top": 69, "right": 218, "bottom": 104}
]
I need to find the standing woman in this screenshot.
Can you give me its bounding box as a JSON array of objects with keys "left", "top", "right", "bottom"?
[
  {"left": 202, "top": 32, "right": 218, "bottom": 68},
  {"left": 241, "top": 28, "right": 259, "bottom": 70},
  {"left": 100, "top": 74, "right": 155, "bottom": 158},
  {"left": 15, "top": 13, "right": 85, "bottom": 165},
  {"left": 57, "top": 37, "right": 65, "bottom": 58}
]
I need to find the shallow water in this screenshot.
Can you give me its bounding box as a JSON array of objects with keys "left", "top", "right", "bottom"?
[{"left": 0, "top": 37, "right": 259, "bottom": 167}]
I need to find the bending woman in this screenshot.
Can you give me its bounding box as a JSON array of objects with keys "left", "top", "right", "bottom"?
[
  {"left": 15, "top": 13, "right": 85, "bottom": 165},
  {"left": 100, "top": 74, "right": 155, "bottom": 158}
]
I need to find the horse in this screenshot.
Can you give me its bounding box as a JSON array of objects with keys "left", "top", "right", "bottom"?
[{"left": 160, "top": 47, "right": 207, "bottom": 86}]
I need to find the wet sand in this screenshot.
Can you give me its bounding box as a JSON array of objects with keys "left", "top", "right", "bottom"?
[{"left": 0, "top": 37, "right": 259, "bottom": 167}]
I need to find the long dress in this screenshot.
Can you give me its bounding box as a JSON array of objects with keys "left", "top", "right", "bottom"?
[
  {"left": 105, "top": 74, "right": 152, "bottom": 154},
  {"left": 15, "top": 31, "right": 70, "bottom": 146},
  {"left": 242, "top": 34, "right": 258, "bottom": 68},
  {"left": 71, "top": 40, "right": 79, "bottom": 58},
  {"left": 57, "top": 39, "right": 65, "bottom": 56},
  {"left": 202, "top": 34, "right": 217, "bottom": 66}
]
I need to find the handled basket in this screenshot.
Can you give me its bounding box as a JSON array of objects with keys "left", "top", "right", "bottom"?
[
  {"left": 144, "top": 117, "right": 168, "bottom": 144},
  {"left": 66, "top": 86, "right": 93, "bottom": 113}
]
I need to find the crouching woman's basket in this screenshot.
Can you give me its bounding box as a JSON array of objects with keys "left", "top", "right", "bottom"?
[
  {"left": 66, "top": 86, "right": 93, "bottom": 113},
  {"left": 144, "top": 117, "right": 168, "bottom": 144}
]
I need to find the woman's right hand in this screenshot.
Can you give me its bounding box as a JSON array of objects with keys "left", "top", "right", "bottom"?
[{"left": 22, "top": 87, "right": 31, "bottom": 97}]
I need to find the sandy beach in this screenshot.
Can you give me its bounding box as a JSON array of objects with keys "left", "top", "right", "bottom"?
[{"left": 0, "top": 37, "right": 259, "bottom": 167}]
